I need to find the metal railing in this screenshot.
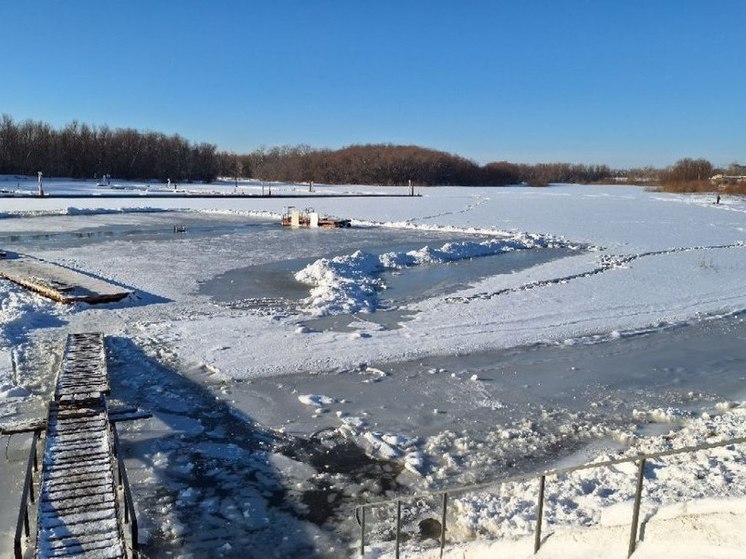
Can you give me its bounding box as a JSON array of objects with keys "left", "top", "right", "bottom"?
[
  {"left": 13, "top": 428, "right": 42, "bottom": 559},
  {"left": 8, "top": 421, "right": 141, "bottom": 559},
  {"left": 111, "top": 422, "right": 140, "bottom": 557},
  {"left": 355, "top": 436, "right": 746, "bottom": 558}
]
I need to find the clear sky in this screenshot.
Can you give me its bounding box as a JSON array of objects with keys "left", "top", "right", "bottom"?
[{"left": 1, "top": 1, "right": 744, "bottom": 168}]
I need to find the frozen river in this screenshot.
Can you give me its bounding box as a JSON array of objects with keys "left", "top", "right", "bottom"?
[
  {"left": 1, "top": 184, "right": 745, "bottom": 558},
  {"left": 235, "top": 309, "right": 746, "bottom": 484}
]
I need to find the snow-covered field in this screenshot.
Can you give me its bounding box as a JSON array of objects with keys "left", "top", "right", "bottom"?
[{"left": 1, "top": 178, "right": 745, "bottom": 558}]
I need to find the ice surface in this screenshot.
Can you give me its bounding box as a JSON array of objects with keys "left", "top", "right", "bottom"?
[{"left": 1, "top": 181, "right": 746, "bottom": 557}]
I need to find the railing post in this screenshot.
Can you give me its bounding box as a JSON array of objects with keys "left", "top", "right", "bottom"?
[
  {"left": 123, "top": 466, "right": 130, "bottom": 524},
  {"left": 351, "top": 437, "right": 745, "bottom": 559},
  {"left": 359, "top": 506, "right": 365, "bottom": 557},
  {"left": 16, "top": 429, "right": 41, "bottom": 557},
  {"left": 131, "top": 512, "right": 139, "bottom": 554},
  {"left": 30, "top": 431, "right": 38, "bottom": 502},
  {"left": 33, "top": 430, "right": 40, "bottom": 472},
  {"left": 395, "top": 500, "right": 402, "bottom": 559},
  {"left": 534, "top": 475, "right": 546, "bottom": 554},
  {"left": 628, "top": 458, "right": 646, "bottom": 558},
  {"left": 440, "top": 492, "right": 448, "bottom": 559},
  {"left": 112, "top": 422, "right": 139, "bottom": 551}
]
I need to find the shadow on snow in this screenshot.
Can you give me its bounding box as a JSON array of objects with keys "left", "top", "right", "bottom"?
[{"left": 107, "top": 336, "right": 401, "bottom": 559}]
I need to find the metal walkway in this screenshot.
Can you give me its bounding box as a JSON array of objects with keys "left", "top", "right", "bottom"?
[{"left": 36, "top": 333, "right": 126, "bottom": 559}]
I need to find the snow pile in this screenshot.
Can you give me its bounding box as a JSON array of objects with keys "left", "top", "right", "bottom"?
[
  {"left": 0, "top": 282, "right": 65, "bottom": 416},
  {"left": 295, "top": 250, "right": 383, "bottom": 315},
  {"left": 422, "top": 410, "right": 615, "bottom": 486},
  {"left": 447, "top": 405, "right": 746, "bottom": 542},
  {"left": 366, "top": 404, "right": 746, "bottom": 558},
  {"left": 340, "top": 419, "right": 425, "bottom": 474},
  {"left": 295, "top": 233, "right": 562, "bottom": 316},
  {"left": 297, "top": 393, "right": 336, "bottom": 406},
  {"left": 632, "top": 407, "right": 693, "bottom": 423}
]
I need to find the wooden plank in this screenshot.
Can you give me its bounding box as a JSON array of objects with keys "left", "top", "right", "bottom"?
[
  {"left": 45, "top": 532, "right": 121, "bottom": 551},
  {"left": 0, "top": 255, "right": 130, "bottom": 304}
]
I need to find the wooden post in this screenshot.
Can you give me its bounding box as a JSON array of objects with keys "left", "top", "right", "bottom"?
[
  {"left": 359, "top": 506, "right": 365, "bottom": 557},
  {"left": 440, "top": 492, "right": 448, "bottom": 558},
  {"left": 628, "top": 458, "right": 646, "bottom": 558},
  {"left": 395, "top": 500, "right": 401, "bottom": 559},
  {"left": 534, "top": 475, "right": 546, "bottom": 554}
]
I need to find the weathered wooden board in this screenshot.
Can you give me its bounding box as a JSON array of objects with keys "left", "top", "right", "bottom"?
[{"left": 0, "top": 255, "right": 129, "bottom": 304}]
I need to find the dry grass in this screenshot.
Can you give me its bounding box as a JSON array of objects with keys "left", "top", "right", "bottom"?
[
  {"left": 657, "top": 181, "right": 746, "bottom": 195},
  {"left": 659, "top": 180, "right": 716, "bottom": 193}
]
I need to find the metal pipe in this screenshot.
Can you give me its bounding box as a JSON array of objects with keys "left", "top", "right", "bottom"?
[
  {"left": 395, "top": 500, "right": 401, "bottom": 559},
  {"left": 112, "top": 423, "right": 138, "bottom": 549},
  {"left": 15, "top": 430, "right": 40, "bottom": 556},
  {"left": 534, "top": 475, "right": 546, "bottom": 554},
  {"left": 440, "top": 492, "right": 448, "bottom": 559},
  {"left": 359, "top": 436, "right": 746, "bottom": 510},
  {"left": 33, "top": 430, "right": 40, "bottom": 472},
  {"left": 354, "top": 436, "right": 746, "bottom": 556},
  {"left": 359, "top": 506, "right": 366, "bottom": 557},
  {"left": 123, "top": 468, "right": 130, "bottom": 524},
  {"left": 628, "top": 458, "right": 646, "bottom": 558}
]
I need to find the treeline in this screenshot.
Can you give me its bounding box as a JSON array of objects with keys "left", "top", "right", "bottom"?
[
  {"left": 222, "top": 144, "right": 612, "bottom": 186},
  {"left": 0, "top": 115, "right": 218, "bottom": 182},
  {"left": 657, "top": 158, "right": 746, "bottom": 194},
  {"left": 659, "top": 157, "right": 714, "bottom": 192},
  {"left": 0, "top": 115, "right": 616, "bottom": 186},
  {"left": 241, "top": 144, "right": 481, "bottom": 185},
  {"left": 4, "top": 115, "right": 737, "bottom": 191}
]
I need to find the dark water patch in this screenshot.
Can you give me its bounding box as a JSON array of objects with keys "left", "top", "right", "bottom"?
[
  {"left": 0, "top": 213, "right": 274, "bottom": 251},
  {"left": 379, "top": 246, "right": 578, "bottom": 305},
  {"left": 200, "top": 229, "right": 488, "bottom": 305},
  {"left": 202, "top": 237, "right": 578, "bottom": 324},
  {"left": 300, "top": 309, "right": 417, "bottom": 332}
]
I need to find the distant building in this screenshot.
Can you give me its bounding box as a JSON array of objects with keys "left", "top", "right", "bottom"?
[{"left": 711, "top": 174, "right": 746, "bottom": 185}]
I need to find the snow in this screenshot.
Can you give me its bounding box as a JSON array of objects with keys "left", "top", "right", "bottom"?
[
  {"left": 295, "top": 233, "right": 561, "bottom": 316},
  {"left": 1, "top": 180, "right": 745, "bottom": 557},
  {"left": 298, "top": 394, "right": 337, "bottom": 406}
]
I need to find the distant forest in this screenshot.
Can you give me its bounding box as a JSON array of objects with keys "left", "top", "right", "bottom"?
[
  {"left": 0, "top": 115, "right": 612, "bottom": 186},
  {"left": 0, "top": 115, "right": 736, "bottom": 190}
]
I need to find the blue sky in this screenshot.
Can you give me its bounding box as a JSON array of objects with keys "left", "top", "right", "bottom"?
[{"left": 1, "top": 1, "right": 744, "bottom": 167}]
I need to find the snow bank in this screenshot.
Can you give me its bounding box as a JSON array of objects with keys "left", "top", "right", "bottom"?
[{"left": 295, "top": 233, "right": 562, "bottom": 316}]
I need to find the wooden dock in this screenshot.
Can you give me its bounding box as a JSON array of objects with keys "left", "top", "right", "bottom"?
[
  {"left": 0, "top": 254, "right": 130, "bottom": 304},
  {"left": 36, "top": 333, "right": 126, "bottom": 559}
]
